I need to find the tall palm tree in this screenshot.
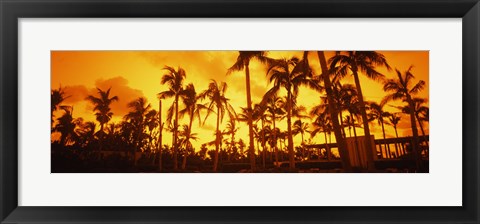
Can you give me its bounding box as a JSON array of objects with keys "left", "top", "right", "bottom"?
[
  {"left": 51, "top": 86, "right": 70, "bottom": 129},
  {"left": 199, "top": 80, "right": 236, "bottom": 172},
  {"left": 383, "top": 66, "right": 426, "bottom": 171},
  {"left": 316, "top": 51, "right": 352, "bottom": 170},
  {"left": 86, "top": 87, "right": 119, "bottom": 151},
  {"left": 367, "top": 101, "right": 391, "bottom": 158},
  {"left": 158, "top": 66, "right": 186, "bottom": 170},
  {"left": 227, "top": 51, "right": 273, "bottom": 171},
  {"left": 179, "top": 83, "right": 209, "bottom": 170},
  {"left": 328, "top": 51, "right": 391, "bottom": 171},
  {"left": 266, "top": 56, "right": 318, "bottom": 170}
]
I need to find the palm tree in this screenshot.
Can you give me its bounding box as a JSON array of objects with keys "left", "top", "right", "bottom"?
[
  {"left": 367, "top": 101, "right": 391, "bottom": 158},
  {"left": 158, "top": 66, "right": 186, "bottom": 170},
  {"left": 227, "top": 51, "right": 273, "bottom": 171},
  {"left": 316, "top": 51, "right": 352, "bottom": 170},
  {"left": 252, "top": 103, "right": 269, "bottom": 168},
  {"left": 310, "top": 107, "right": 333, "bottom": 161},
  {"left": 261, "top": 91, "right": 286, "bottom": 164},
  {"left": 383, "top": 66, "right": 426, "bottom": 171},
  {"left": 157, "top": 99, "right": 164, "bottom": 171},
  {"left": 328, "top": 51, "right": 391, "bottom": 171},
  {"left": 293, "top": 119, "right": 310, "bottom": 159},
  {"left": 75, "top": 121, "right": 96, "bottom": 148},
  {"left": 178, "top": 124, "right": 198, "bottom": 170},
  {"left": 398, "top": 97, "right": 430, "bottom": 156},
  {"left": 199, "top": 80, "right": 236, "bottom": 172},
  {"left": 51, "top": 86, "right": 70, "bottom": 129},
  {"left": 266, "top": 56, "right": 318, "bottom": 170},
  {"left": 178, "top": 83, "right": 209, "bottom": 170},
  {"left": 387, "top": 113, "right": 403, "bottom": 157},
  {"left": 54, "top": 106, "right": 81, "bottom": 146},
  {"left": 86, "top": 87, "right": 119, "bottom": 151},
  {"left": 124, "top": 97, "right": 153, "bottom": 165},
  {"left": 223, "top": 116, "right": 238, "bottom": 162}
]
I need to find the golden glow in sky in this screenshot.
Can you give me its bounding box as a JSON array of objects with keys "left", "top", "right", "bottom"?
[{"left": 51, "top": 51, "right": 429, "bottom": 151}]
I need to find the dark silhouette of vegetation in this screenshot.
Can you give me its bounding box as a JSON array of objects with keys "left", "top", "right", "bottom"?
[{"left": 51, "top": 51, "right": 429, "bottom": 173}]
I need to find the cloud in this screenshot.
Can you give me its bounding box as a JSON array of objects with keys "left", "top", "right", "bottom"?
[
  {"left": 139, "top": 51, "right": 236, "bottom": 85},
  {"left": 62, "top": 85, "right": 89, "bottom": 104},
  {"left": 87, "top": 76, "right": 145, "bottom": 117}
]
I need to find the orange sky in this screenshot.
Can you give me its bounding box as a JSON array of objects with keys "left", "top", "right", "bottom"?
[{"left": 51, "top": 51, "right": 429, "bottom": 152}]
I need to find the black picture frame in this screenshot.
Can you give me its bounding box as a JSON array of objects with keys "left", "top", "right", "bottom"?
[{"left": 1, "top": 0, "right": 479, "bottom": 223}]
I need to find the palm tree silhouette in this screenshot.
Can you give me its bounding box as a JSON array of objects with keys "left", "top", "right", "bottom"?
[
  {"left": 51, "top": 87, "right": 70, "bottom": 130},
  {"left": 367, "top": 101, "right": 391, "bottom": 158},
  {"left": 266, "top": 56, "right": 318, "bottom": 170},
  {"left": 223, "top": 116, "right": 238, "bottom": 162},
  {"left": 293, "top": 119, "right": 310, "bottom": 159},
  {"left": 86, "top": 87, "right": 119, "bottom": 151},
  {"left": 310, "top": 106, "right": 333, "bottom": 161},
  {"left": 316, "top": 51, "right": 352, "bottom": 170},
  {"left": 387, "top": 113, "right": 403, "bottom": 156},
  {"left": 54, "top": 106, "right": 81, "bottom": 146},
  {"left": 227, "top": 51, "right": 273, "bottom": 171},
  {"left": 158, "top": 66, "right": 186, "bottom": 170},
  {"left": 178, "top": 124, "right": 198, "bottom": 170},
  {"left": 383, "top": 66, "right": 426, "bottom": 171},
  {"left": 199, "top": 80, "right": 236, "bottom": 172},
  {"left": 75, "top": 121, "right": 96, "bottom": 148},
  {"left": 178, "top": 83, "right": 209, "bottom": 169},
  {"left": 124, "top": 97, "right": 153, "bottom": 165},
  {"left": 398, "top": 97, "right": 430, "bottom": 152},
  {"left": 261, "top": 90, "right": 286, "bottom": 164},
  {"left": 328, "top": 51, "right": 391, "bottom": 171}
]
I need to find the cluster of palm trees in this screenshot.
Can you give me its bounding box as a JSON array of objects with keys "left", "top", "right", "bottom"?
[{"left": 51, "top": 51, "right": 429, "bottom": 172}]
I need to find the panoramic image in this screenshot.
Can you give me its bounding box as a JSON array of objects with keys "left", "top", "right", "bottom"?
[{"left": 51, "top": 51, "right": 429, "bottom": 173}]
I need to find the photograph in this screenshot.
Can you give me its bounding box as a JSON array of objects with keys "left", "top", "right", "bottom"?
[{"left": 51, "top": 50, "right": 429, "bottom": 173}]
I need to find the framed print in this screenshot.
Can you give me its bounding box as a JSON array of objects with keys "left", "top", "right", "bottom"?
[{"left": 1, "top": 0, "right": 479, "bottom": 223}]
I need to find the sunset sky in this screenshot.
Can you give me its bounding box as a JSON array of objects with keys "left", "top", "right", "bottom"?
[{"left": 51, "top": 51, "right": 429, "bottom": 151}]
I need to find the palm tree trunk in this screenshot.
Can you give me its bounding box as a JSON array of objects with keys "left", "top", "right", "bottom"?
[
  {"left": 173, "top": 95, "right": 179, "bottom": 170},
  {"left": 286, "top": 87, "right": 295, "bottom": 170},
  {"left": 261, "top": 119, "right": 266, "bottom": 169},
  {"left": 416, "top": 114, "right": 429, "bottom": 155},
  {"left": 301, "top": 132, "right": 305, "bottom": 159},
  {"left": 350, "top": 112, "right": 362, "bottom": 166},
  {"left": 182, "top": 111, "right": 195, "bottom": 170},
  {"left": 323, "top": 130, "right": 330, "bottom": 161},
  {"left": 244, "top": 62, "right": 256, "bottom": 172},
  {"left": 407, "top": 97, "right": 424, "bottom": 171},
  {"left": 213, "top": 107, "right": 221, "bottom": 172},
  {"left": 339, "top": 111, "right": 346, "bottom": 138},
  {"left": 272, "top": 105, "right": 279, "bottom": 164},
  {"left": 394, "top": 125, "right": 404, "bottom": 155},
  {"left": 317, "top": 51, "right": 351, "bottom": 171},
  {"left": 351, "top": 67, "right": 375, "bottom": 171},
  {"left": 392, "top": 125, "right": 399, "bottom": 158},
  {"left": 158, "top": 100, "right": 163, "bottom": 171},
  {"left": 380, "top": 120, "right": 389, "bottom": 159},
  {"left": 99, "top": 123, "right": 104, "bottom": 152}
]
